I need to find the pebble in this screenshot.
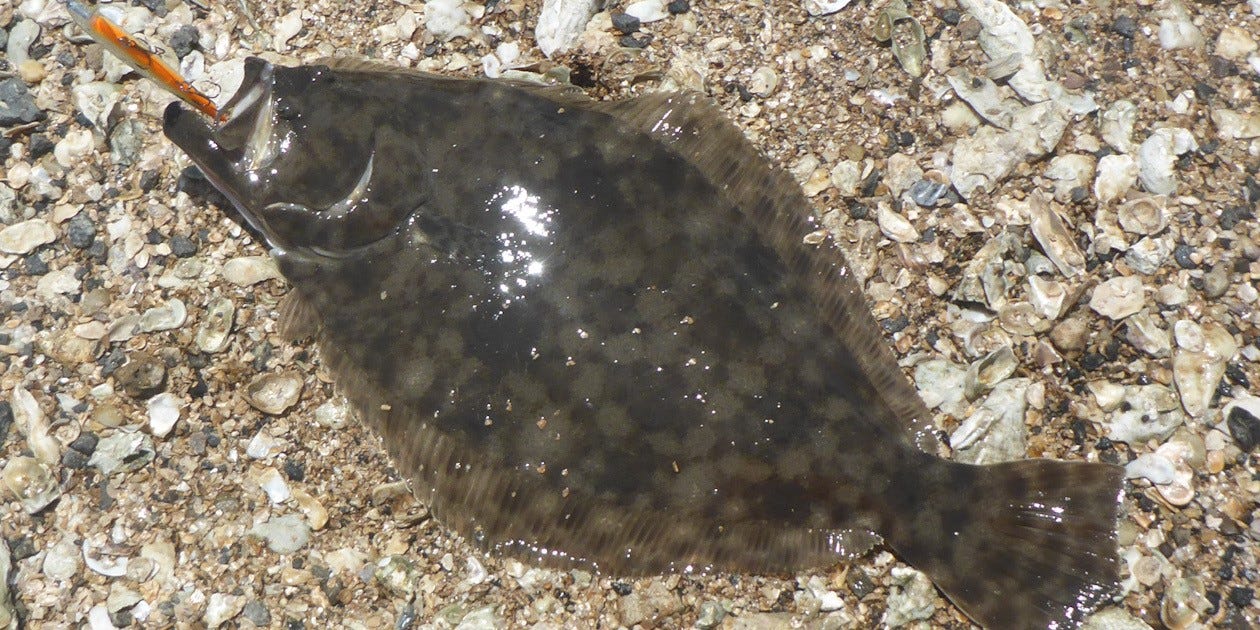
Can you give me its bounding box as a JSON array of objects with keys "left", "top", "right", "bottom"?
[
  {"left": 1223, "top": 396, "right": 1260, "bottom": 451},
  {"left": 694, "top": 601, "right": 727, "bottom": 628},
  {"left": 0, "top": 77, "right": 44, "bottom": 127},
  {"left": 314, "top": 396, "right": 352, "bottom": 429},
  {"left": 146, "top": 393, "right": 181, "bottom": 438},
  {"left": 618, "top": 580, "right": 683, "bottom": 626},
  {"left": 1202, "top": 263, "right": 1230, "bottom": 299},
  {"left": 222, "top": 256, "right": 282, "bottom": 286},
  {"left": 245, "top": 372, "right": 304, "bottom": 415},
  {"left": 1, "top": 456, "right": 61, "bottom": 514},
  {"left": 137, "top": 298, "right": 188, "bottom": 333},
  {"left": 1211, "top": 108, "right": 1260, "bottom": 140},
  {"left": 1088, "top": 380, "right": 1126, "bottom": 412},
  {"left": 375, "top": 555, "right": 421, "bottom": 598},
  {"left": 249, "top": 514, "right": 312, "bottom": 554},
  {"left": 241, "top": 601, "right": 271, "bottom": 626},
  {"left": 195, "top": 296, "right": 235, "bottom": 354},
  {"left": 1094, "top": 154, "right": 1138, "bottom": 203},
  {"left": 1089, "top": 276, "right": 1145, "bottom": 320},
  {"left": 88, "top": 432, "right": 156, "bottom": 476},
  {"left": 0, "top": 219, "right": 55, "bottom": 255},
  {"left": 829, "top": 160, "right": 861, "bottom": 196},
  {"left": 1214, "top": 25, "right": 1257, "bottom": 59},
  {"left": 204, "top": 593, "right": 244, "bottom": 629},
  {"left": 114, "top": 353, "right": 167, "bottom": 399},
  {"left": 882, "top": 567, "right": 936, "bottom": 627},
  {"left": 53, "top": 129, "right": 94, "bottom": 168}
]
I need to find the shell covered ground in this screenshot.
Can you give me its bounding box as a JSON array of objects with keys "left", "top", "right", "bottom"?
[{"left": 1, "top": 0, "right": 1259, "bottom": 628}]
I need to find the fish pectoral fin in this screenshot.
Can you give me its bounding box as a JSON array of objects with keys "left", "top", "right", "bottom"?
[{"left": 277, "top": 290, "right": 321, "bottom": 342}]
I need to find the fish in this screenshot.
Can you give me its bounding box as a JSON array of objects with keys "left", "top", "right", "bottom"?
[{"left": 157, "top": 56, "right": 1124, "bottom": 628}]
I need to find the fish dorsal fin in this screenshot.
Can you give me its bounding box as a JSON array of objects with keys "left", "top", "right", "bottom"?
[{"left": 597, "top": 90, "right": 938, "bottom": 452}]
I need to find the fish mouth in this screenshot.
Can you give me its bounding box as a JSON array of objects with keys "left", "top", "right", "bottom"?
[{"left": 162, "top": 57, "right": 278, "bottom": 239}]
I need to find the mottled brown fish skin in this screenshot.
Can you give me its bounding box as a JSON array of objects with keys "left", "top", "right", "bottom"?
[{"left": 164, "top": 57, "right": 1124, "bottom": 629}]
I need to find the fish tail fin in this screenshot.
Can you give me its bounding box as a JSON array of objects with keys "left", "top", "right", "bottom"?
[{"left": 884, "top": 458, "right": 1123, "bottom": 629}]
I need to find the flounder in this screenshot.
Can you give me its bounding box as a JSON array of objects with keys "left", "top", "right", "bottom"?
[{"left": 164, "top": 57, "right": 1123, "bottom": 629}]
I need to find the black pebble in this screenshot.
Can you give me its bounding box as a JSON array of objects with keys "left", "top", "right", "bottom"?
[
  {"left": 1228, "top": 586, "right": 1254, "bottom": 608},
  {"left": 67, "top": 212, "right": 96, "bottom": 249},
  {"left": 1208, "top": 55, "right": 1236, "bottom": 77},
  {"left": 170, "top": 235, "right": 198, "bottom": 257},
  {"left": 1111, "top": 15, "right": 1137, "bottom": 38},
  {"left": 880, "top": 315, "right": 909, "bottom": 333},
  {"left": 939, "top": 9, "right": 961, "bottom": 25},
  {"left": 140, "top": 170, "right": 161, "bottom": 192},
  {"left": 1069, "top": 186, "right": 1089, "bottom": 204},
  {"left": 1173, "top": 243, "right": 1196, "bottom": 269},
  {"left": 611, "top": 12, "right": 641, "bottom": 34},
  {"left": 620, "top": 34, "right": 651, "bottom": 49},
  {"left": 1080, "top": 352, "right": 1105, "bottom": 371},
  {"left": 23, "top": 254, "right": 48, "bottom": 276},
  {"left": 667, "top": 0, "right": 690, "bottom": 14},
  {"left": 28, "top": 134, "right": 55, "bottom": 160},
  {"left": 1219, "top": 205, "right": 1253, "bottom": 231},
  {"left": 610, "top": 581, "right": 633, "bottom": 596},
  {"left": 61, "top": 449, "right": 91, "bottom": 469},
  {"left": 284, "top": 459, "right": 306, "bottom": 482},
  {"left": 70, "top": 432, "right": 99, "bottom": 456},
  {"left": 170, "top": 25, "right": 200, "bottom": 59},
  {"left": 847, "top": 201, "right": 869, "bottom": 220},
  {"left": 847, "top": 569, "right": 876, "bottom": 598},
  {"left": 1226, "top": 404, "right": 1260, "bottom": 452},
  {"left": 0, "top": 401, "right": 12, "bottom": 450}
]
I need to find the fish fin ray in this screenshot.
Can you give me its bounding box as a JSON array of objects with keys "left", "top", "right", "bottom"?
[
  {"left": 277, "top": 290, "right": 321, "bottom": 342},
  {"left": 595, "top": 91, "right": 937, "bottom": 450},
  {"left": 888, "top": 459, "right": 1122, "bottom": 629}
]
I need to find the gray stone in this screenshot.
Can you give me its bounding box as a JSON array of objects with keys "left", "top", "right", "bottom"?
[{"left": 0, "top": 78, "right": 44, "bottom": 126}]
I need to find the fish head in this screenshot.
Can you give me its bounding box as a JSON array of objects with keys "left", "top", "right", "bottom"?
[{"left": 164, "top": 57, "right": 413, "bottom": 257}]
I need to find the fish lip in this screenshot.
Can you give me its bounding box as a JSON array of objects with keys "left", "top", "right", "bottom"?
[
  {"left": 162, "top": 57, "right": 279, "bottom": 243},
  {"left": 163, "top": 101, "right": 270, "bottom": 239}
]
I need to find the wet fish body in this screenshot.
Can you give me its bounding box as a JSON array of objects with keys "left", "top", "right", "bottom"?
[{"left": 165, "top": 58, "right": 1123, "bottom": 629}]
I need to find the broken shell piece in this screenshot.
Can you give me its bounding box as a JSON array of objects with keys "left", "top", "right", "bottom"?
[
  {"left": 245, "top": 372, "right": 304, "bottom": 415},
  {"left": 12, "top": 386, "right": 60, "bottom": 465},
  {"left": 1125, "top": 236, "right": 1173, "bottom": 275},
  {"left": 951, "top": 102, "right": 1070, "bottom": 199},
  {"left": 1089, "top": 276, "right": 1145, "bottom": 320},
  {"left": 146, "top": 393, "right": 182, "bottom": 438},
  {"left": 83, "top": 540, "right": 129, "bottom": 577},
  {"left": 1211, "top": 109, "right": 1260, "bottom": 140},
  {"left": 195, "top": 296, "right": 235, "bottom": 354},
  {"left": 1173, "top": 322, "right": 1239, "bottom": 418},
  {"left": 1, "top": 456, "right": 61, "bottom": 514},
  {"left": 747, "top": 66, "right": 779, "bottom": 97},
  {"left": 1106, "top": 384, "right": 1185, "bottom": 444},
  {"left": 1043, "top": 154, "right": 1096, "bottom": 203},
  {"left": 872, "top": 0, "right": 927, "bottom": 77},
  {"left": 946, "top": 68, "right": 1013, "bottom": 128},
  {"left": 1028, "top": 195, "right": 1085, "bottom": 277},
  {"left": 137, "top": 298, "right": 188, "bottom": 333},
  {"left": 1125, "top": 312, "right": 1171, "bottom": 357},
  {"left": 876, "top": 203, "right": 920, "bottom": 243},
  {"left": 1137, "top": 128, "right": 1197, "bottom": 195},
  {"left": 1151, "top": 440, "right": 1195, "bottom": 507},
  {"left": 1117, "top": 195, "right": 1168, "bottom": 235},
  {"left": 291, "top": 487, "right": 330, "bottom": 530},
  {"left": 1088, "top": 380, "right": 1126, "bottom": 412},
  {"left": 1100, "top": 100, "right": 1138, "bottom": 154},
  {"left": 1027, "top": 275, "right": 1068, "bottom": 320},
  {"left": 1094, "top": 153, "right": 1138, "bottom": 204},
  {"left": 997, "top": 302, "right": 1041, "bottom": 336},
  {"left": 965, "top": 345, "right": 1017, "bottom": 400}
]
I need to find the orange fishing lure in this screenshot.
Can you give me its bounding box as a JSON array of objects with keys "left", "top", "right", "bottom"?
[{"left": 66, "top": 0, "right": 224, "bottom": 121}]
